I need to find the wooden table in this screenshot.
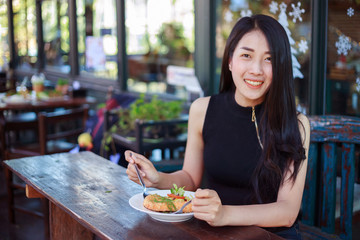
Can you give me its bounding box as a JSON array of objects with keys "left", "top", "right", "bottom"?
[
  {"left": 3, "top": 152, "right": 284, "bottom": 240},
  {"left": 0, "top": 96, "right": 96, "bottom": 113}
]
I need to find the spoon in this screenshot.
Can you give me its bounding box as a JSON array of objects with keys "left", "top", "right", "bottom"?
[{"left": 131, "top": 153, "right": 149, "bottom": 198}]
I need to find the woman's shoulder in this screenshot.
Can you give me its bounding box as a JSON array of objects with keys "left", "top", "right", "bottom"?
[
  {"left": 189, "top": 96, "right": 211, "bottom": 116},
  {"left": 297, "top": 113, "right": 310, "bottom": 128},
  {"left": 297, "top": 113, "right": 311, "bottom": 143}
]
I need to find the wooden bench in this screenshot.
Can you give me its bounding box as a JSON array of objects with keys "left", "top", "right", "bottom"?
[{"left": 301, "top": 115, "right": 360, "bottom": 240}]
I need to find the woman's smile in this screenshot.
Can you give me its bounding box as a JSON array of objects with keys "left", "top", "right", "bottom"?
[{"left": 244, "top": 79, "right": 264, "bottom": 88}]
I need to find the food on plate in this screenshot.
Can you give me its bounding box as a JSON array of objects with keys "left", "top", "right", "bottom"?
[
  {"left": 5, "top": 94, "right": 30, "bottom": 104},
  {"left": 143, "top": 184, "right": 193, "bottom": 213}
]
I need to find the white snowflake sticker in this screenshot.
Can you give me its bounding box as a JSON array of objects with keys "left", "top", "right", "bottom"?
[
  {"left": 347, "top": 7, "right": 354, "bottom": 17},
  {"left": 356, "top": 77, "right": 360, "bottom": 92},
  {"left": 279, "top": 2, "right": 287, "bottom": 12},
  {"left": 289, "top": 2, "right": 305, "bottom": 23},
  {"left": 356, "top": 77, "right": 360, "bottom": 93},
  {"left": 224, "top": 10, "right": 233, "bottom": 23},
  {"left": 335, "top": 34, "right": 352, "bottom": 56},
  {"left": 298, "top": 39, "right": 308, "bottom": 54},
  {"left": 240, "top": 9, "right": 252, "bottom": 18},
  {"left": 269, "top": 1, "right": 279, "bottom": 14}
]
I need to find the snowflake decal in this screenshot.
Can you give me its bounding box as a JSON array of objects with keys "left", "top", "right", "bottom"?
[
  {"left": 269, "top": 1, "right": 279, "bottom": 14},
  {"left": 356, "top": 77, "right": 360, "bottom": 92},
  {"left": 347, "top": 7, "right": 354, "bottom": 17},
  {"left": 240, "top": 9, "right": 252, "bottom": 18},
  {"left": 335, "top": 34, "right": 352, "bottom": 56},
  {"left": 224, "top": 10, "right": 233, "bottom": 23},
  {"left": 298, "top": 39, "right": 308, "bottom": 53},
  {"left": 279, "top": 2, "right": 287, "bottom": 12},
  {"left": 289, "top": 2, "right": 305, "bottom": 23}
]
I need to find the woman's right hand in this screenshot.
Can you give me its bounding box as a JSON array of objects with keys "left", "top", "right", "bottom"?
[{"left": 125, "top": 150, "right": 160, "bottom": 188}]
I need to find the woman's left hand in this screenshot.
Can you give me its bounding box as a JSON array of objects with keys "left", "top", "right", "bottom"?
[{"left": 192, "top": 189, "right": 226, "bottom": 227}]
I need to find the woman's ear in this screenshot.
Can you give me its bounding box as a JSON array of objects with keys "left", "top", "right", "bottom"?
[{"left": 228, "top": 59, "right": 232, "bottom": 71}]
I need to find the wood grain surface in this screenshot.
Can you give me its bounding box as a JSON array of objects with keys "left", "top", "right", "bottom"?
[{"left": 3, "top": 152, "right": 283, "bottom": 240}]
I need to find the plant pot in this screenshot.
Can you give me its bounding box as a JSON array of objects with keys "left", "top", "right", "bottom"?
[
  {"left": 56, "top": 84, "right": 69, "bottom": 95},
  {"left": 33, "top": 84, "right": 44, "bottom": 92}
]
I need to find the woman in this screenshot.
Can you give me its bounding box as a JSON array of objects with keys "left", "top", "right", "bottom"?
[{"left": 125, "top": 14, "right": 310, "bottom": 239}]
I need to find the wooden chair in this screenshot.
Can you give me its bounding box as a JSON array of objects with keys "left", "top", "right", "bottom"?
[
  {"left": 3, "top": 106, "right": 89, "bottom": 240},
  {"left": 105, "top": 109, "right": 187, "bottom": 172},
  {"left": 0, "top": 112, "right": 38, "bottom": 160},
  {"left": 133, "top": 118, "right": 187, "bottom": 172},
  {"left": 301, "top": 115, "right": 360, "bottom": 240}
]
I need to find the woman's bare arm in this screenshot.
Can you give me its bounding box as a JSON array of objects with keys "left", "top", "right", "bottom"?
[{"left": 125, "top": 97, "right": 210, "bottom": 191}]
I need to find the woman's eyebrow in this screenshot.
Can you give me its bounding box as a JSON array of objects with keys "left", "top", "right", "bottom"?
[
  {"left": 240, "top": 46, "right": 254, "bottom": 52},
  {"left": 239, "top": 47, "right": 271, "bottom": 55}
]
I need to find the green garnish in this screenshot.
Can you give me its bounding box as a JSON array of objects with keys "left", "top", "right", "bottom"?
[
  {"left": 170, "top": 184, "right": 185, "bottom": 196},
  {"left": 151, "top": 194, "right": 176, "bottom": 211}
]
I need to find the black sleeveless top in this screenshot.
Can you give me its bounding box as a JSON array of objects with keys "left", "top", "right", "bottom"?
[
  {"left": 202, "top": 92, "right": 300, "bottom": 238},
  {"left": 202, "top": 91, "right": 263, "bottom": 205}
]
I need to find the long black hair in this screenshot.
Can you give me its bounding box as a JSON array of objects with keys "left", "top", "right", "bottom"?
[{"left": 219, "top": 14, "right": 306, "bottom": 203}]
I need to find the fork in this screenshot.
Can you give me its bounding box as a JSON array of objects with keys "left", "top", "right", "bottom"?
[
  {"left": 172, "top": 199, "right": 192, "bottom": 214},
  {"left": 131, "top": 153, "right": 149, "bottom": 198}
]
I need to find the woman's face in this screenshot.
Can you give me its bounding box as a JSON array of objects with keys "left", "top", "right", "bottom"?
[{"left": 229, "top": 30, "right": 273, "bottom": 107}]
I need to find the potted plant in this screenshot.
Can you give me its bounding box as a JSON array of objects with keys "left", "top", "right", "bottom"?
[
  {"left": 31, "top": 74, "right": 45, "bottom": 92},
  {"left": 55, "top": 78, "right": 69, "bottom": 95},
  {"left": 100, "top": 94, "right": 186, "bottom": 156}
]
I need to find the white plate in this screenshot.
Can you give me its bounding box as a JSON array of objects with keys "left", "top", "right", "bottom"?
[{"left": 129, "top": 190, "right": 194, "bottom": 222}]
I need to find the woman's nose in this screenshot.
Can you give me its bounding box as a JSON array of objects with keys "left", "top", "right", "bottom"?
[{"left": 249, "top": 61, "right": 264, "bottom": 75}]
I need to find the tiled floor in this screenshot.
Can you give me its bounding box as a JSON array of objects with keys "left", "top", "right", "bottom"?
[{"left": 1, "top": 163, "right": 360, "bottom": 240}]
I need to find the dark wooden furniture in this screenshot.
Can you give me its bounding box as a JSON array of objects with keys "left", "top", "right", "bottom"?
[
  {"left": 0, "top": 96, "right": 96, "bottom": 158},
  {"left": 0, "top": 96, "right": 96, "bottom": 113},
  {"left": 38, "top": 106, "right": 89, "bottom": 155},
  {"left": 301, "top": 115, "right": 360, "bottom": 240},
  {"left": 3, "top": 106, "right": 89, "bottom": 158},
  {"left": 110, "top": 114, "right": 188, "bottom": 172},
  {"left": 0, "top": 72, "right": 7, "bottom": 92},
  {"left": 3, "top": 152, "right": 284, "bottom": 240},
  {"left": 3, "top": 106, "right": 89, "bottom": 240}
]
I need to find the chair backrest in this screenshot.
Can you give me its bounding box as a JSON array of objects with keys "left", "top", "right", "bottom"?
[
  {"left": 0, "top": 112, "right": 39, "bottom": 160},
  {"left": 302, "top": 115, "right": 360, "bottom": 240},
  {"left": 134, "top": 118, "right": 188, "bottom": 158},
  {"left": 38, "top": 106, "right": 89, "bottom": 155}
]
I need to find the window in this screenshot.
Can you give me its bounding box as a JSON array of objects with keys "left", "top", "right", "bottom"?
[
  {"left": 216, "top": 0, "right": 311, "bottom": 113},
  {"left": 0, "top": 0, "right": 9, "bottom": 70},
  {"left": 125, "top": 0, "right": 195, "bottom": 98},
  {"left": 42, "top": 0, "right": 70, "bottom": 73},
  {"left": 77, "top": 0, "right": 118, "bottom": 79},
  {"left": 326, "top": 0, "right": 360, "bottom": 116},
  {"left": 13, "top": 0, "right": 38, "bottom": 70}
]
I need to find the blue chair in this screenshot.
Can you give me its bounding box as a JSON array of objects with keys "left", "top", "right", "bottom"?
[{"left": 301, "top": 115, "right": 360, "bottom": 240}]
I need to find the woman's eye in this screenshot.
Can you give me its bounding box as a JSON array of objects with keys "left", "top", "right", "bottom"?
[
  {"left": 242, "top": 54, "right": 250, "bottom": 58},
  {"left": 265, "top": 57, "right": 272, "bottom": 62}
]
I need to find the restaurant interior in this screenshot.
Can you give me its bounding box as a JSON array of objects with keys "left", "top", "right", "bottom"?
[{"left": 1, "top": 0, "right": 360, "bottom": 239}]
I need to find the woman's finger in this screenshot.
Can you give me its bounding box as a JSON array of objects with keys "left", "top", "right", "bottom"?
[
  {"left": 124, "top": 150, "right": 136, "bottom": 163},
  {"left": 126, "top": 165, "right": 138, "bottom": 180},
  {"left": 195, "top": 188, "right": 214, "bottom": 198}
]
